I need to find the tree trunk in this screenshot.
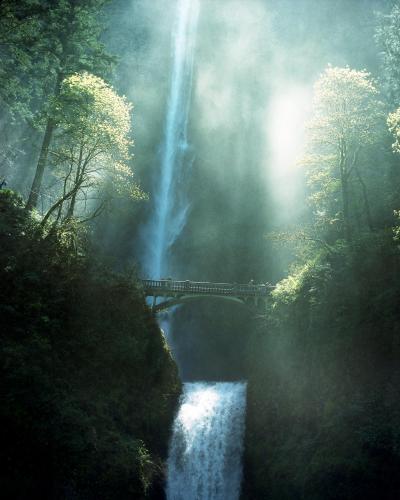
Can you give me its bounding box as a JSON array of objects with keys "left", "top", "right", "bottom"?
[
  {"left": 26, "top": 71, "right": 63, "bottom": 210},
  {"left": 66, "top": 190, "right": 78, "bottom": 219},
  {"left": 339, "top": 143, "right": 352, "bottom": 242},
  {"left": 41, "top": 182, "right": 81, "bottom": 227},
  {"left": 66, "top": 148, "right": 84, "bottom": 219},
  {"left": 26, "top": 118, "right": 56, "bottom": 210},
  {"left": 341, "top": 177, "right": 352, "bottom": 242},
  {"left": 354, "top": 166, "right": 374, "bottom": 231}
]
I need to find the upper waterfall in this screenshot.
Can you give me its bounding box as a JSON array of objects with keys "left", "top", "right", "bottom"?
[{"left": 142, "top": 0, "right": 200, "bottom": 279}]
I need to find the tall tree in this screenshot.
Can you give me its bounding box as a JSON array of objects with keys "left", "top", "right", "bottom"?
[
  {"left": 0, "top": 1, "right": 44, "bottom": 120},
  {"left": 303, "top": 66, "right": 384, "bottom": 242},
  {"left": 375, "top": 2, "right": 400, "bottom": 107},
  {"left": 387, "top": 108, "right": 400, "bottom": 240},
  {"left": 41, "top": 72, "right": 145, "bottom": 227},
  {"left": 21, "top": 0, "right": 114, "bottom": 210}
]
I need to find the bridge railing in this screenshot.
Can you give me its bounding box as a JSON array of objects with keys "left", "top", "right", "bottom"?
[{"left": 141, "top": 279, "right": 273, "bottom": 297}]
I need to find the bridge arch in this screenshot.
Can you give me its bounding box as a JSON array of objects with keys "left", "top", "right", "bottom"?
[
  {"left": 141, "top": 279, "right": 273, "bottom": 314},
  {"left": 152, "top": 294, "right": 263, "bottom": 313}
]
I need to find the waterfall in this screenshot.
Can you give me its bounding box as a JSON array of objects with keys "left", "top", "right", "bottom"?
[
  {"left": 143, "top": 0, "right": 200, "bottom": 279},
  {"left": 166, "top": 382, "right": 247, "bottom": 500},
  {"left": 139, "top": 1, "right": 248, "bottom": 497}
]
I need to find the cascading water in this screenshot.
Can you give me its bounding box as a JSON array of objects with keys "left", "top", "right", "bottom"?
[
  {"left": 166, "top": 382, "right": 247, "bottom": 500},
  {"left": 142, "top": 0, "right": 200, "bottom": 279},
  {"left": 140, "top": 0, "right": 248, "bottom": 497}
]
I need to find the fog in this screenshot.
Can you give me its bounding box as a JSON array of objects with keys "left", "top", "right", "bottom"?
[
  {"left": 2, "top": 0, "right": 388, "bottom": 377},
  {"left": 101, "top": 0, "right": 390, "bottom": 379}
]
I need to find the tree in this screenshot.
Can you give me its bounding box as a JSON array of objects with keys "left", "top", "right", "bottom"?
[
  {"left": 387, "top": 108, "right": 400, "bottom": 240},
  {"left": 23, "top": 0, "right": 114, "bottom": 210},
  {"left": 375, "top": 2, "right": 400, "bottom": 107},
  {"left": 387, "top": 107, "right": 400, "bottom": 155},
  {"left": 41, "top": 72, "right": 145, "bottom": 227},
  {"left": 303, "top": 66, "right": 384, "bottom": 242},
  {"left": 0, "top": 1, "right": 45, "bottom": 120}
]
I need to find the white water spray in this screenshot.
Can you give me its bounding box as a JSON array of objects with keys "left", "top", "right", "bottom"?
[
  {"left": 143, "top": 0, "right": 200, "bottom": 279},
  {"left": 166, "top": 382, "right": 247, "bottom": 500}
]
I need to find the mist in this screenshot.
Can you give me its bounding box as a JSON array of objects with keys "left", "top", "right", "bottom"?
[
  {"left": 97, "top": 0, "right": 389, "bottom": 381},
  {"left": 2, "top": 0, "right": 400, "bottom": 497}
]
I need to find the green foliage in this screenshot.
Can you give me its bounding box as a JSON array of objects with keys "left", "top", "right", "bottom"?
[
  {"left": 271, "top": 258, "right": 332, "bottom": 305},
  {"left": 393, "top": 210, "right": 400, "bottom": 241},
  {"left": 42, "top": 72, "right": 146, "bottom": 225},
  {"left": 0, "top": 1, "right": 43, "bottom": 119},
  {"left": 0, "top": 0, "right": 118, "bottom": 209},
  {"left": 243, "top": 232, "right": 400, "bottom": 500},
  {"left": 303, "top": 66, "right": 385, "bottom": 241},
  {"left": 386, "top": 112, "right": 400, "bottom": 242},
  {"left": 55, "top": 72, "right": 132, "bottom": 151},
  {"left": 0, "top": 0, "right": 114, "bottom": 122},
  {"left": 0, "top": 191, "right": 180, "bottom": 499},
  {"left": 244, "top": 22, "right": 400, "bottom": 498},
  {"left": 309, "top": 66, "right": 382, "bottom": 146},
  {"left": 387, "top": 106, "right": 400, "bottom": 154},
  {"left": 375, "top": 3, "right": 400, "bottom": 106}
]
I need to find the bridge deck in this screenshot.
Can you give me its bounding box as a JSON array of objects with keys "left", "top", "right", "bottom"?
[{"left": 141, "top": 279, "right": 273, "bottom": 298}]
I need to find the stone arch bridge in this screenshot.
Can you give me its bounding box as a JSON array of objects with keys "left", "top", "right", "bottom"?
[{"left": 141, "top": 279, "right": 275, "bottom": 313}]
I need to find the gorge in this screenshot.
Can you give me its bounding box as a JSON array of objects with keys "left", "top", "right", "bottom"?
[{"left": 2, "top": 0, "right": 400, "bottom": 499}]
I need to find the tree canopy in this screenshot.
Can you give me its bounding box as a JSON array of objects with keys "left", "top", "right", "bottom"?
[
  {"left": 304, "top": 66, "right": 384, "bottom": 241},
  {"left": 42, "top": 72, "right": 145, "bottom": 227}
]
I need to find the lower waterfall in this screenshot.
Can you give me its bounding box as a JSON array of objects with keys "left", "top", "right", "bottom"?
[{"left": 166, "top": 382, "right": 247, "bottom": 500}]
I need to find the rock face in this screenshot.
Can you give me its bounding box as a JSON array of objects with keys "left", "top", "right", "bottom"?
[{"left": 0, "top": 190, "right": 181, "bottom": 500}]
